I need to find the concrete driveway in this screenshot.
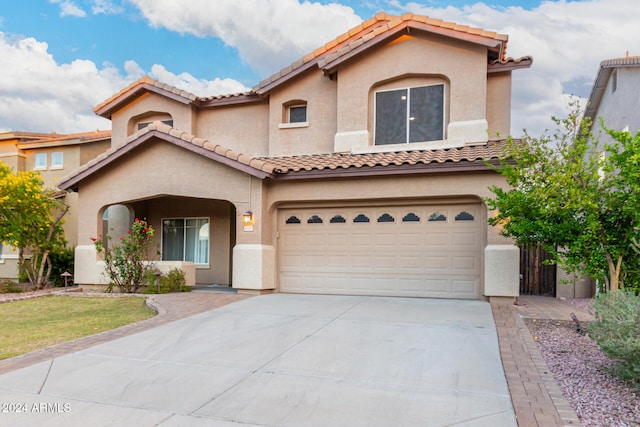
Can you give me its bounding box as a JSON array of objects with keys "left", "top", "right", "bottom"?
[{"left": 0, "top": 294, "right": 516, "bottom": 426}]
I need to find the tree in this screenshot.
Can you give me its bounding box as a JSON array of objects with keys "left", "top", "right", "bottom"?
[
  {"left": 486, "top": 106, "right": 640, "bottom": 292},
  {"left": 0, "top": 161, "right": 69, "bottom": 289}
]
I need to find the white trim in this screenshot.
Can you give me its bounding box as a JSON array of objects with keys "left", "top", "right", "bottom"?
[{"left": 279, "top": 122, "right": 309, "bottom": 129}]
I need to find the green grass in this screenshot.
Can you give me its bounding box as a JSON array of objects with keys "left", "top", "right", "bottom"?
[{"left": 0, "top": 296, "right": 156, "bottom": 360}]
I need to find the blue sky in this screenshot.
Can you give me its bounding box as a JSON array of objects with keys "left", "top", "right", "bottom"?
[{"left": 0, "top": 0, "right": 634, "bottom": 136}]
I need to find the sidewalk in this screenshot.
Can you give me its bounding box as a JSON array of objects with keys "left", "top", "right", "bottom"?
[{"left": 492, "top": 295, "right": 593, "bottom": 427}]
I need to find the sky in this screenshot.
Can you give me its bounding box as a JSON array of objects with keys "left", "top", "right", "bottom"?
[{"left": 0, "top": 0, "right": 636, "bottom": 138}]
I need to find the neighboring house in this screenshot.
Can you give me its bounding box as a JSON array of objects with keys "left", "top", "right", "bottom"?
[
  {"left": 584, "top": 54, "right": 640, "bottom": 144},
  {"left": 58, "top": 12, "right": 532, "bottom": 300},
  {"left": 0, "top": 130, "right": 111, "bottom": 280},
  {"left": 561, "top": 54, "right": 640, "bottom": 298}
]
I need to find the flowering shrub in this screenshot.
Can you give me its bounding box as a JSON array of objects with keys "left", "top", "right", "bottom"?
[{"left": 93, "top": 218, "right": 158, "bottom": 293}]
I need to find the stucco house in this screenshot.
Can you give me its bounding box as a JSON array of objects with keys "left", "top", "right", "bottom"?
[
  {"left": 584, "top": 54, "right": 640, "bottom": 143},
  {"left": 0, "top": 130, "right": 110, "bottom": 280},
  {"left": 58, "top": 12, "right": 532, "bottom": 300}
]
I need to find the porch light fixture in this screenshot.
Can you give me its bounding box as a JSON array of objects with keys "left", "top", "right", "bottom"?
[{"left": 243, "top": 211, "right": 254, "bottom": 232}]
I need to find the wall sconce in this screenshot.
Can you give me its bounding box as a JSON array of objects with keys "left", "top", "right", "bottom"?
[{"left": 243, "top": 211, "right": 254, "bottom": 231}]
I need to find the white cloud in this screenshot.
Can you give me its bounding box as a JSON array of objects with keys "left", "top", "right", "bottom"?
[
  {"left": 91, "top": 0, "right": 124, "bottom": 15},
  {"left": 128, "top": 0, "right": 362, "bottom": 76},
  {"left": 50, "top": 0, "right": 87, "bottom": 18},
  {"left": 397, "top": 0, "right": 638, "bottom": 136},
  {"left": 0, "top": 33, "right": 249, "bottom": 134},
  {"left": 149, "top": 65, "right": 249, "bottom": 96}
]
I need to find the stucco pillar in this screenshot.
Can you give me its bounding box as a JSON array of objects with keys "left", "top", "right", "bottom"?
[
  {"left": 232, "top": 244, "right": 275, "bottom": 293},
  {"left": 484, "top": 244, "right": 519, "bottom": 298},
  {"left": 74, "top": 245, "right": 108, "bottom": 285}
]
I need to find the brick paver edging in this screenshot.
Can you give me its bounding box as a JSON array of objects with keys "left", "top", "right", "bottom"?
[
  {"left": 0, "top": 291, "right": 251, "bottom": 375},
  {"left": 491, "top": 302, "right": 582, "bottom": 427}
]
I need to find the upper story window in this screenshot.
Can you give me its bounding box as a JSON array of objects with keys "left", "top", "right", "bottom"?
[
  {"left": 280, "top": 100, "right": 308, "bottom": 129},
  {"left": 34, "top": 153, "right": 47, "bottom": 170},
  {"left": 51, "top": 152, "right": 64, "bottom": 169},
  {"left": 289, "top": 105, "right": 307, "bottom": 123},
  {"left": 138, "top": 119, "right": 173, "bottom": 131},
  {"left": 374, "top": 84, "right": 444, "bottom": 145}
]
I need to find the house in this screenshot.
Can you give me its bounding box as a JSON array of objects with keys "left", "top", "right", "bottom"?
[
  {"left": 584, "top": 54, "right": 640, "bottom": 143},
  {"left": 0, "top": 130, "right": 111, "bottom": 280},
  {"left": 559, "top": 53, "right": 640, "bottom": 298},
  {"left": 58, "top": 12, "right": 532, "bottom": 300}
]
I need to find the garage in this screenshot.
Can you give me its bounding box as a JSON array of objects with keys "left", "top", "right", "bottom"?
[{"left": 278, "top": 203, "right": 484, "bottom": 299}]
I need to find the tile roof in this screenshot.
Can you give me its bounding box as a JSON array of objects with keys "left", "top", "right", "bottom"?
[
  {"left": 584, "top": 54, "right": 640, "bottom": 125},
  {"left": 57, "top": 122, "right": 510, "bottom": 190},
  {"left": 16, "top": 130, "right": 111, "bottom": 148},
  {"left": 260, "top": 140, "right": 509, "bottom": 175},
  {"left": 254, "top": 12, "right": 511, "bottom": 94},
  {"left": 91, "top": 12, "right": 526, "bottom": 117}
]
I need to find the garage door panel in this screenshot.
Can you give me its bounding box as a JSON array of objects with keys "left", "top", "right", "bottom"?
[{"left": 279, "top": 204, "right": 483, "bottom": 299}]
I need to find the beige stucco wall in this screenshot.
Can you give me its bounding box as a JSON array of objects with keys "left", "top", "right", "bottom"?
[
  {"left": 196, "top": 102, "right": 270, "bottom": 156},
  {"left": 486, "top": 72, "right": 512, "bottom": 138},
  {"left": 334, "top": 35, "right": 488, "bottom": 147},
  {"left": 110, "top": 93, "right": 195, "bottom": 149},
  {"left": 72, "top": 138, "right": 265, "bottom": 285},
  {"left": 267, "top": 69, "right": 337, "bottom": 156}
]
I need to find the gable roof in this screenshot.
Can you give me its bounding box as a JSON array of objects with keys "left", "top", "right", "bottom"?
[
  {"left": 584, "top": 54, "right": 640, "bottom": 124},
  {"left": 254, "top": 12, "right": 519, "bottom": 95},
  {"left": 92, "top": 12, "right": 530, "bottom": 117},
  {"left": 58, "top": 121, "right": 510, "bottom": 190}
]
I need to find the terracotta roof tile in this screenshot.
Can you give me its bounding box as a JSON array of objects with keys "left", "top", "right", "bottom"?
[{"left": 258, "top": 140, "right": 509, "bottom": 174}]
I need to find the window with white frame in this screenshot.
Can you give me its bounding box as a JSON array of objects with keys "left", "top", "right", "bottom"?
[
  {"left": 288, "top": 104, "right": 307, "bottom": 123},
  {"left": 34, "top": 153, "right": 47, "bottom": 170},
  {"left": 51, "top": 152, "right": 63, "bottom": 169},
  {"left": 374, "top": 84, "right": 444, "bottom": 145},
  {"left": 161, "top": 218, "right": 209, "bottom": 265}
]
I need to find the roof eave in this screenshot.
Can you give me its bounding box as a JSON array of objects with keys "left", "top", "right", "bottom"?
[
  {"left": 269, "top": 159, "right": 499, "bottom": 180},
  {"left": 320, "top": 22, "right": 506, "bottom": 75},
  {"left": 58, "top": 130, "right": 274, "bottom": 191},
  {"left": 487, "top": 57, "right": 533, "bottom": 73},
  {"left": 94, "top": 82, "right": 195, "bottom": 119}
]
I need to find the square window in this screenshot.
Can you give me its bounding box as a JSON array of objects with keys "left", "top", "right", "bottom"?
[
  {"left": 34, "top": 153, "right": 47, "bottom": 170},
  {"left": 162, "top": 217, "right": 209, "bottom": 265},
  {"left": 289, "top": 105, "right": 307, "bottom": 123},
  {"left": 51, "top": 152, "right": 63, "bottom": 169},
  {"left": 374, "top": 84, "right": 444, "bottom": 145}
]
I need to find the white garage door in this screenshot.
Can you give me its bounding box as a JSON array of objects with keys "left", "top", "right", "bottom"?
[{"left": 278, "top": 204, "right": 483, "bottom": 299}]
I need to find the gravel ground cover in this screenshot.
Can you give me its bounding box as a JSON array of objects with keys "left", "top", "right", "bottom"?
[{"left": 525, "top": 298, "right": 640, "bottom": 427}]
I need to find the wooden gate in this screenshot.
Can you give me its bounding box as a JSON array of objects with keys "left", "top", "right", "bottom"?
[{"left": 520, "top": 243, "right": 556, "bottom": 295}]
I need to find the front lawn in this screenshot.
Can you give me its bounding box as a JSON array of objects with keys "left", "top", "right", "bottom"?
[{"left": 0, "top": 295, "right": 156, "bottom": 360}]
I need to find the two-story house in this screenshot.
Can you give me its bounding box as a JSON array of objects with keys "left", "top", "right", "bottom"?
[
  {"left": 0, "top": 130, "right": 111, "bottom": 280},
  {"left": 59, "top": 12, "right": 532, "bottom": 299}
]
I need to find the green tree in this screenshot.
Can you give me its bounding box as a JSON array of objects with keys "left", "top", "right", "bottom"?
[
  {"left": 0, "top": 161, "right": 69, "bottom": 289},
  {"left": 486, "top": 107, "right": 640, "bottom": 292}
]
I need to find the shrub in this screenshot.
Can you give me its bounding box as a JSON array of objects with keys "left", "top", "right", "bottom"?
[
  {"left": 589, "top": 289, "right": 640, "bottom": 387},
  {"left": 0, "top": 279, "right": 23, "bottom": 293},
  {"left": 93, "top": 218, "right": 158, "bottom": 293},
  {"left": 48, "top": 245, "right": 74, "bottom": 287},
  {"left": 143, "top": 268, "right": 189, "bottom": 294}
]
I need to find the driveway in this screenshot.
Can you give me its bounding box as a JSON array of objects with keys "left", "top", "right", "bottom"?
[{"left": 0, "top": 294, "right": 516, "bottom": 426}]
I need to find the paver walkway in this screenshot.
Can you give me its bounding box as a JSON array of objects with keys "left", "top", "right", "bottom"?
[{"left": 492, "top": 295, "right": 594, "bottom": 427}]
